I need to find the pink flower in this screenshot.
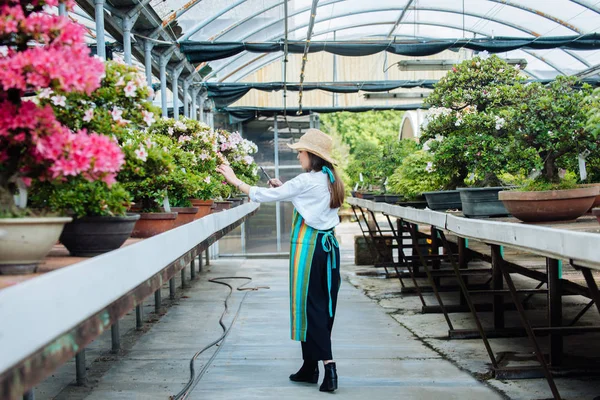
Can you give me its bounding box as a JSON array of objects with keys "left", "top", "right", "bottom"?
[
  {"left": 142, "top": 110, "right": 155, "bottom": 126},
  {"left": 134, "top": 146, "right": 148, "bottom": 162},
  {"left": 124, "top": 80, "right": 136, "bottom": 97},
  {"left": 204, "top": 176, "right": 211, "bottom": 184},
  {"left": 199, "top": 151, "right": 209, "bottom": 160},
  {"left": 110, "top": 106, "right": 123, "bottom": 122},
  {"left": 83, "top": 108, "right": 94, "bottom": 122},
  {"left": 51, "top": 95, "right": 66, "bottom": 107}
]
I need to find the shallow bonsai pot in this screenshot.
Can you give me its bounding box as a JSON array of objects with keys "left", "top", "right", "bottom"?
[
  {"left": 592, "top": 208, "right": 600, "bottom": 225},
  {"left": 384, "top": 194, "right": 403, "bottom": 204},
  {"left": 423, "top": 190, "right": 462, "bottom": 211},
  {"left": 189, "top": 199, "right": 214, "bottom": 220},
  {"left": 213, "top": 201, "right": 233, "bottom": 212},
  {"left": 373, "top": 194, "right": 387, "bottom": 202},
  {"left": 499, "top": 186, "right": 599, "bottom": 223},
  {"left": 458, "top": 187, "right": 509, "bottom": 218},
  {"left": 59, "top": 214, "right": 140, "bottom": 257},
  {"left": 169, "top": 207, "right": 199, "bottom": 228},
  {"left": 579, "top": 183, "right": 600, "bottom": 210}
]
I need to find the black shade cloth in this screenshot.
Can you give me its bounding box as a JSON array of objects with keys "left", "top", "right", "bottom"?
[{"left": 180, "top": 34, "right": 600, "bottom": 63}]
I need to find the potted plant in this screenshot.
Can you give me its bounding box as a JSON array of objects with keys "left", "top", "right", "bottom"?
[
  {"left": 346, "top": 140, "right": 383, "bottom": 199},
  {"left": 499, "top": 76, "right": 599, "bottom": 222},
  {"left": 420, "top": 54, "right": 536, "bottom": 217},
  {"left": 149, "top": 117, "right": 219, "bottom": 218},
  {"left": 217, "top": 128, "right": 259, "bottom": 205},
  {"left": 0, "top": 0, "right": 121, "bottom": 272},
  {"left": 388, "top": 150, "right": 444, "bottom": 209},
  {"left": 33, "top": 60, "right": 159, "bottom": 254}
]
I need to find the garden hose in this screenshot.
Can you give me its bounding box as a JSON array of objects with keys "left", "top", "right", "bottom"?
[{"left": 170, "top": 276, "right": 270, "bottom": 400}]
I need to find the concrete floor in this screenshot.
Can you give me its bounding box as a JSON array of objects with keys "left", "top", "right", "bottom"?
[{"left": 34, "top": 219, "right": 600, "bottom": 399}]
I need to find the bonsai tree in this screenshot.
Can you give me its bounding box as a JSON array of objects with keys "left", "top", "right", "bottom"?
[
  {"left": 388, "top": 150, "right": 445, "bottom": 200},
  {"left": 0, "top": 0, "right": 122, "bottom": 217},
  {"left": 512, "top": 76, "right": 595, "bottom": 190},
  {"left": 345, "top": 140, "right": 383, "bottom": 191},
  {"left": 420, "top": 54, "right": 535, "bottom": 189}
]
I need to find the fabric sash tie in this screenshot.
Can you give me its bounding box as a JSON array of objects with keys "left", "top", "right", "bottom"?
[
  {"left": 322, "top": 166, "right": 335, "bottom": 183},
  {"left": 319, "top": 230, "right": 339, "bottom": 317}
]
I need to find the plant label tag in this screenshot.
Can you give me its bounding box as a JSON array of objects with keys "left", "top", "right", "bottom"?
[
  {"left": 163, "top": 195, "right": 172, "bottom": 213},
  {"left": 578, "top": 153, "right": 587, "bottom": 181},
  {"left": 353, "top": 183, "right": 359, "bottom": 191},
  {"left": 13, "top": 178, "right": 28, "bottom": 209},
  {"left": 359, "top": 173, "right": 363, "bottom": 182}
]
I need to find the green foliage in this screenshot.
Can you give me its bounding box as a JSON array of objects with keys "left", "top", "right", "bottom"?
[
  {"left": 345, "top": 141, "right": 382, "bottom": 189},
  {"left": 388, "top": 151, "right": 444, "bottom": 199},
  {"left": 320, "top": 110, "right": 405, "bottom": 153},
  {"left": 421, "top": 54, "right": 533, "bottom": 188},
  {"left": 512, "top": 76, "right": 595, "bottom": 184},
  {"left": 31, "top": 179, "right": 131, "bottom": 218},
  {"left": 379, "top": 137, "right": 419, "bottom": 184}
]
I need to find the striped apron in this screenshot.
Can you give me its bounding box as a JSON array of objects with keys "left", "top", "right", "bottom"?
[{"left": 289, "top": 209, "right": 339, "bottom": 342}]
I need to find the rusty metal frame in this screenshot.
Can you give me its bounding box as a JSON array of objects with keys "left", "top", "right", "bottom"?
[{"left": 0, "top": 208, "right": 258, "bottom": 400}]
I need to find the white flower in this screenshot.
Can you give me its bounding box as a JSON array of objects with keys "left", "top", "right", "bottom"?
[
  {"left": 0, "top": 45, "right": 8, "bottom": 57},
  {"left": 83, "top": 108, "right": 94, "bottom": 122},
  {"left": 199, "top": 151, "right": 209, "bottom": 160},
  {"left": 144, "top": 138, "right": 154, "bottom": 148},
  {"left": 38, "top": 88, "right": 53, "bottom": 99},
  {"left": 134, "top": 146, "right": 148, "bottom": 162},
  {"left": 498, "top": 68, "right": 504, "bottom": 73},
  {"left": 51, "top": 95, "right": 66, "bottom": 107},
  {"left": 476, "top": 61, "right": 481, "bottom": 67},
  {"left": 111, "top": 107, "right": 124, "bottom": 122},
  {"left": 479, "top": 50, "right": 490, "bottom": 60},
  {"left": 204, "top": 176, "right": 211, "bottom": 184},
  {"left": 494, "top": 115, "right": 506, "bottom": 130},
  {"left": 425, "top": 162, "right": 434, "bottom": 173},
  {"left": 142, "top": 110, "right": 156, "bottom": 126},
  {"left": 174, "top": 121, "right": 187, "bottom": 131},
  {"left": 455, "top": 118, "right": 463, "bottom": 127},
  {"left": 548, "top": 130, "right": 554, "bottom": 137},
  {"left": 124, "top": 81, "right": 137, "bottom": 97},
  {"left": 422, "top": 139, "right": 432, "bottom": 151},
  {"left": 515, "top": 64, "right": 521, "bottom": 70},
  {"left": 116, "top": 76, "right": 126, "bottom": 86},
  {"left": 167, "top": 127, "right": 174, "bottom": 136},
  {"left": 243, "top": 155, "right": 254, "bottom": 165}
]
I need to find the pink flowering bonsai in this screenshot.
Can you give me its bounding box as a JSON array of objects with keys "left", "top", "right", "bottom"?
[{"left": 0, "top": 0, "right": 123, "bottom": 217}]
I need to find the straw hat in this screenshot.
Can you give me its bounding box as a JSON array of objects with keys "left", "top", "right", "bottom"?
[{"left": 287, "top": 128, "right": 337, "bottom": 165}]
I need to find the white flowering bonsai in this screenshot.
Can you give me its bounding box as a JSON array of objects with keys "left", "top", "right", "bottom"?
[{"left": 420, "top": 53, "right": 537, "bottom": 189}]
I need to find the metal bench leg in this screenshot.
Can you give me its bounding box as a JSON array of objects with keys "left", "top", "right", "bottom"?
[
  {"left": 407, "top": 223, "right": 453, "bottom": 331},
  {"left": 154, "top": 290, "right": 162, "bottom": 314},
  {"left": 23, "top": 390, "right": 34, "bottom": 400},
  {"left": 191, "top": 257, "right": 196, "bottom": 280},
  {"left": 198, "top": 252, "right": 203, "bottom": 272},
  {"left": 136, "top": 304, "right": 143, "bottom": 330},
  {"left": 500, "top": 255, "right": 562, "bottom": 400},
  {"left": 111, "top": 321, "right": 120, "bottom": 352},
  {"left": 181, "top": 267, "right": 186, "bottom": 288},
  {"left": 169, "top": 278, "right": 176, "bottom": 299},
  {"left": 438, "top": 232, "right": 499, "bottom": 371},
  {"left": 76, "top": 350, "right": 87, "bottom": 386},
  {"left": 547, "top": 258, "right": 563, "bottom": 366}
]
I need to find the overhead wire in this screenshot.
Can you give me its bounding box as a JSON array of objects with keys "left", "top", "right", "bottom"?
[{"left": 297, "top": 0, "right": 320, "bottom": 114}]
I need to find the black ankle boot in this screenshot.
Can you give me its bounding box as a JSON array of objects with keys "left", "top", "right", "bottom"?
[
  {"left": 289, "top": 361, "right": 319, "bottom": 384},
  {"left": 319, "top": 362, "right": 338, "bottom": 392}
]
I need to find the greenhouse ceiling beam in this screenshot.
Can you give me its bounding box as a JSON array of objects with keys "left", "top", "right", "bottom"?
[
  {"left": 175, "top": 0, "right": 248, "bottom": 42},
  {"left": 569, "top": 0, "right": 600, "bottom": 14},
  {"left": 388, "top": 0, "right": 415, "bottom": 38},
  {"left": 205, "top": 9, "right": 565, "bottom": 82},
  {"left": 221, "top": 19, "right": 567, "bottom": 83},
  {"left": 202, "top": 5, "right": 583, "bottom": 81}
]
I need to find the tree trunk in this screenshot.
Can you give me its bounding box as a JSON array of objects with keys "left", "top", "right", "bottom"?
[{"left": 543, "top": 156, "right": 559, "bottom": 183}]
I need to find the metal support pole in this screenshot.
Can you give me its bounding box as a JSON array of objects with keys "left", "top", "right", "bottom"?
[
  {"left": 169, "top": 278, "right": 176, "bottom": 299},
  {"left": 491, "top": 245, "right": 505, "bottom": 329},
  {"left": 332, "top": 31, "right": 338, "bottom": 107},
  {"left": 58, "top": 2, "right": 67, "bottom": 16},
  {"left": 199, "top": 95, "right": 205, "bottom": 123},
  {"left": 159, "top": 54, "right": 170, "bottom": 117},
  {"left": 547, "top": 258, "right": 563, "bottom": 366},
  {"left": 205, "top": 248, "right": 210, "bottom": 266},
  {"left": 75, "top": 350, "right": 87, "bottom": 385},
  {"left": 171, "top": 66, "right": 183, "bottom": 120},
  {"left": 154, "top": 289, "right": 161, "bottom": 314},
  {"left": 144, "top": 41, "right": 154, "bottom": 88},
  {"left": 191, "top": 88, "right": 199, "bottom": 120},
  {"left": 135, "top": 304, "right": 143, "bottom": 330},
  {"left": 274, "top": 116, "right": 281, "bottom": 252},
  {"left": 458, "top": 237, "right": 469, "bottom": 306},
  {"left": 183, "top": 80, "right": 190, "bottom": 118},
  {"left": 181, "top": 267, "right": 186, "bottom": 288},
  {"left": 111, "top": 321, "right": 120, "bottom": 352},
  {"left": 94, "top": 0, "right": 106, "bottom": 60},
  {"left": 198, "top": 252, "right": 203, "bottom": 272},
  {"left": 23, "top": 390, "right": 34, "bottom": 400},
  {"left": 122, "top": 16, "right": 135, "bottom": 65},
  {"left": 191, "top": 257, "right": 196, "bottom": 279}
]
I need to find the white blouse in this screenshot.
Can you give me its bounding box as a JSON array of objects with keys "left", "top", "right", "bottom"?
[{"left": 248, "top": 170, "right": 340, "bottom": 230}]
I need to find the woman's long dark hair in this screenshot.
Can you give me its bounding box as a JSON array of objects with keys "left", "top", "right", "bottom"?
[{"left": 307, "top": 152, "right": 345, "bottom": 209}]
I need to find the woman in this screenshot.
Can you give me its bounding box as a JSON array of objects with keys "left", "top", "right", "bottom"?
[{"left": 217, "top": 128, "right": 344, "bottom": 392}]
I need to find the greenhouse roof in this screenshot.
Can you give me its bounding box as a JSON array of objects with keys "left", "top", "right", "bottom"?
[{"left": 67, "top": 0, "right": 600, "bottom": 110}]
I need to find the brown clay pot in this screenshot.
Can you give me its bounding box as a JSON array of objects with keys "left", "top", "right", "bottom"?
[
  {"left": 579, "top": 183, "right": 600, "bottom": 210},
  {"left": 498, "top": 186, "right": 600, "bottom": 223},
  {"left": 213, "top": 201, "right": 233, "bottom": 212},
  {"left": 169, "top": 207, "right": 199, "bottom": 228},
  {"left": 131, "top": 212, "right": 178, "bottom": 238},
  {"left": 189, "top": 199, "right": 214, "bottom": 220}
]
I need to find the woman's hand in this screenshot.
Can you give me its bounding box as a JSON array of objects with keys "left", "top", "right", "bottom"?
[
  {"left": 268, "top": 178, "right": 283, "bottom": 188},
  {"left": 217, "top": 164, "right": 238, "bottom": 185}
]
